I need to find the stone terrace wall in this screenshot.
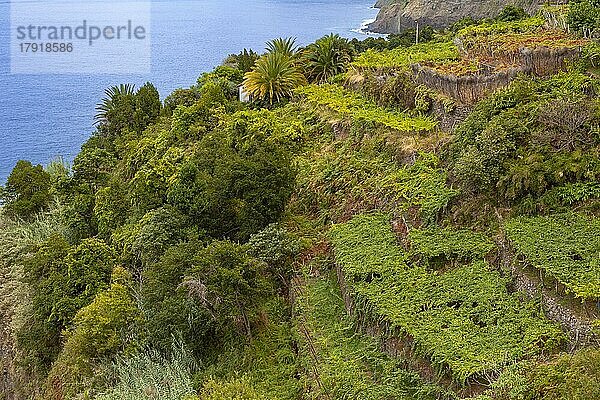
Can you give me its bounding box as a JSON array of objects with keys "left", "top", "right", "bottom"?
[
  {"left": 497, "top": 239, "right": 599, "bottom": 349},
  {"left": 412, "top": 46, "right": 582, "bottom": 104},
  {"left": 412, "top": 64, "right": 526, "bottom": 104}
]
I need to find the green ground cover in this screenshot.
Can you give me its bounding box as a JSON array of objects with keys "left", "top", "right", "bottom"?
[{"left": 330, "top": 214, "right": 565, "bottom": 384}]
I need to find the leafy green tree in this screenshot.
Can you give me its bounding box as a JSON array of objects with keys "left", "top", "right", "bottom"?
[
  {"left": 94, "top": 182, "right": 129, "bottom": 239},
  {"left": 134, "top": 82, "right": 162, "bottom": 133},
  {"left": 1, "top": 160, "right": 53, "bottom": 219},
  {"left": 95, "top": 83, "right": 162, "bottom": 137},
  {"left": 62, "top": 266, "right": 139, "bottom": 358},
  {"left": 243, "top": 52, "right": 307, "bottom": 104},
  {"left": 95, "top": 84, "right": 137, "bottom": 137},
  {"left": 247, "top": 224, "right": 302, "bottom": 288},
  {"left": 72, "top": 136, "right": 118, "bottom": 189},
  {"left": 496, "top": 5, "right": 528, "bottom": 22},
  {"left": 224, "top": 48, "right": 260, "bottom": 73},
  {"left": 167, "top": 131, "right": 295, "bottom": 241},
  {"left": 182, "top": 241, "right": 271, "bottom": 338},
  {"left": 304, "top": 34, "right": 354, "bottom": 83},
  {"left": 141, "top": 240, "right": 212, "bottom": 356},
  {"left": 45, "top": 267, "right": 140, "bottom": 399},
  {"left": 198, "top": 66, "right": 244, "bottom": 100},
  {"left": 62, "top": 134, "right": 120, "bottom": 241},
  {"left": 18, "top": 237, "right": 114, "bottom": 370},
  {"left": 568, "top": 0, "right": 600, "bottom": 36},
  {"left": 17, "top": 234, "right": 71, "bottom": 369},
  {"left": 127, "top": 206, "right": 189, "bottom": 268},
  {"left": 166, "top": 141, "right": 237, "bottom": 238},
  {"left": 163, "top": 87, "right": 203, "bottom": 116}
]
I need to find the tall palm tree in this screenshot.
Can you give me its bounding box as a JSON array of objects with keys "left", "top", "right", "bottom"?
[
  {"left": 94, "top": 83, "right": 136, "bottom": 125},
  {"left": 243, "top": 52, "right": 306, "bottom": 104},
  {"left": 304, "top": 34, "right": 355, "bottom": 83},
  {"left": 265, "top": 37, "right": 298, "bottom": 58}
]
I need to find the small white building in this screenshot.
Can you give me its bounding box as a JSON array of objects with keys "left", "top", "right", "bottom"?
[{"left": 239, "top": 85, "right": 251, "bottom": 102}]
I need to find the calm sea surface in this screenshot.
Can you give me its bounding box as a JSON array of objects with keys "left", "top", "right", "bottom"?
[{"left": 0, "top": 0, "right": 378, "bottom": 182}]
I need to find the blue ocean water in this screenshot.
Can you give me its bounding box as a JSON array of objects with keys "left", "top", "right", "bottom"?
[{"left": 0, "top": 0, "right": 378, "bottom": 182}]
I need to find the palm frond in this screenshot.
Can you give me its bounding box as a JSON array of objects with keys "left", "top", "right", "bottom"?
[{"left": 94, "top": 83, "right": 136, "bottom": 125}]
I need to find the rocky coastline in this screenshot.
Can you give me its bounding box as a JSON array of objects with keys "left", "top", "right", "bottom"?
[{"left": 368, "top": 0, "right": 541, "bottom": 34}]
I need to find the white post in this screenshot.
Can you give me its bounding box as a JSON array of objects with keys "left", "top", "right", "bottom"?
[{"left": 416, "top": 21, "right": 419, "bottom": 44}]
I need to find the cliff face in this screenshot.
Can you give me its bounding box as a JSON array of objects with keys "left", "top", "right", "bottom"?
[{"left": 368, "top": 0, "right": 540, "bottom": 33}]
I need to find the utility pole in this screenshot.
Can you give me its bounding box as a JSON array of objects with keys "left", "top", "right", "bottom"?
[{"left": 415, "top": 21, "right": 419, "bottom": 44}]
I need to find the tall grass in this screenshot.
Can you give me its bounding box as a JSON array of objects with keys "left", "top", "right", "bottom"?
[
  {"left": 95, "top": 342, "right": 197, "bottom": 400},
  {"left": 0, "top": 205, "right": 66, "bottom": 321},
  {"left": 0, "top": 205, "right": 66, "bottom": 397}
]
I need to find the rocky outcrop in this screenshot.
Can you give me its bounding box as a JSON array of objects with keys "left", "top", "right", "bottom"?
[{"left": 368, "top": 0, "right": 540, "bottom": 34}]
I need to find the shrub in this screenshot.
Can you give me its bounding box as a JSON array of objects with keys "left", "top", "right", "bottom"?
[
  {"left": 198, "top": 66, "right": 244, "bottom": 100},
  {"left": 497, "top": 6, "right": 528, "bottom": 22},
  {"left": 247, "top": 224, "right": 302, "bottom": 287},
  {"left": 141, "top": 240, "right": 212, "bottom": 357},
  {"left": 224, "top": 48, "right": 260, "bottom": 73},
  {"left": 1, "top": 160, "right": 53, "bottom": 219},
  {"left": 182, "top": 240, "right": 272, "bottom": 338},
  {"left": 167, "top": 130, "right": 295, "bottom": 241},
  {"left": 45, "top": 267, "right": 141, "bottom": 399},
  {"left": 449, "top": 73, "right": 600, "bottom": 202},
  {"left": 18, "top": 237, "right": 114, "bottom": 369},
  {"left": 568, "top": 0, "right": 600, "bottom": 36},
  {"left": 96, "top": 342, "right": 197, "bottom": 400},
  {"left": 199, "top": 377, "right": 267, "bottom": 400}
]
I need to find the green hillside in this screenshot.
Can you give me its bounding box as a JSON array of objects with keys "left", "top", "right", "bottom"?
[{"left": 0, "top": 4, "right": 599, "bottom": 400}]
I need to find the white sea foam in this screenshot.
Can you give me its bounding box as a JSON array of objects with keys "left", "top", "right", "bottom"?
[{"left": 351, "top": 17, "right": 386, "bottom": 36}]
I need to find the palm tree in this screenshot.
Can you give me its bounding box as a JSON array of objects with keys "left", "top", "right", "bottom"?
[
  {"left": 265, "top": 37, "right": 298, "bottom": 58},
  {"left": 94, "top": 83, "right": 136, "bottom": 125},
  {"left": 243, "top": 52, "right": 307, "bottom": 104},
  {"left": 303, "top": 34, "right": 355, "bottom": 83}
]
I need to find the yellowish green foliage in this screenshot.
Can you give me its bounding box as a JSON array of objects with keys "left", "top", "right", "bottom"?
[
  {"left": 294, "top": 265, "right": 448, "bottom": 400},
  {"left": 456, "top": 17, "right": 546, "bottom": 41},
  {"left": 504, "top": 213, "right": 600, "bottom": 299},
  {"left": 198, "top": 378, "right": 268, "bottom": 400},
  {"left": 408, "top": 226, "right": 495, "bottom": 261},
  {"left": 329, "top": 214, "right": 565, "bottom": 384},
  {"left": 296, "top": 147, "right": 457, "bottom": 222},
  {"left": 46, "top": 267, "right": 140, "bottom": 399},
  {"left": 295, "top": 84, "right": 437, "bottom": 132},
  {"left": 352, "top": 41, "right": 460, "bottom": 72}
]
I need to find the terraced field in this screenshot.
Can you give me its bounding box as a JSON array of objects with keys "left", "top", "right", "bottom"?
[
  {"left": 329, "top": 214, "right": 565, "bottom": 385},
  {"left": 505, "top": 213, "right": 600, "bottom": 300},
  {"left": 295, "top": 84, "right": 437, "bottom": 132}
]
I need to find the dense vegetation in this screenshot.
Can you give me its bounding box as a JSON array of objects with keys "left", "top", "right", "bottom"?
[
  {"left": 1, "top": 3, "right": 599, "bottom": 399},
  {"left": 504, "top": 213, "right": 600, "bottom": 299},
  {"left": 329, "top": 214, "right": 564, "bottom": 385}
]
